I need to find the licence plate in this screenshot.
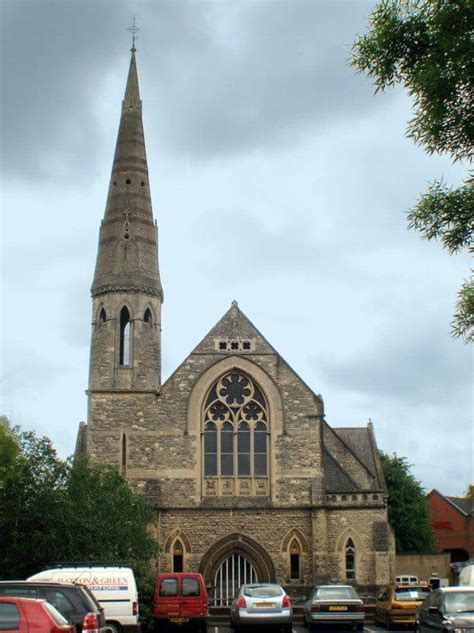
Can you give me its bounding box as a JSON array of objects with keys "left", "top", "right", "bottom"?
[
  {"left": 329, "top": 606, "right": 348, "bottom": 611},
  {"left": 170, "top": 617, "right": 189, "bottom": 624},
  {"left": 256, "top": 602, "right": 275, "bottom": 608}
]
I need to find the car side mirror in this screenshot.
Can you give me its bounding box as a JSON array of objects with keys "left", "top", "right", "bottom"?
[{"left": 428, "top": 606, "right": 439, "bottom": 614}]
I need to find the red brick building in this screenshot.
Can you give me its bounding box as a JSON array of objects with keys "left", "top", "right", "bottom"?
[{"left": 426, "top": 489, "right": 473, "bottom": 563}]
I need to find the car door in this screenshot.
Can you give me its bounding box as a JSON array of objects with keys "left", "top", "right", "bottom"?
[{"left": 179, "top": 576, "right": 203, "bottom": 620}]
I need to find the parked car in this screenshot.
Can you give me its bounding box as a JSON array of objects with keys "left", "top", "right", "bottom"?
[
  {"left": 230, "top": 583, "right": 292, "bottom": 632},
  {"left": 28, "top": 566, "right": 139, "bottom": 633},
  {"left": 415, "top": 587, "right": 474, "bottom": 633},
  {"left": 375, "top": 584, "right": 430, "bottom": 629},
  {"left": 153, "top": 572, "right": 208, "bottom": 632},
  {"left": 459, "top": 563, "right": 474, "bottom": 587},
  {"left": 302, "top": 584, "right": 365, "bottom": 631},
  {"left": 0, "top": 596, "right": 76, "bottom": 632},
  {"left": 0, "top": 581, "right": 106, "bottom": 633}
]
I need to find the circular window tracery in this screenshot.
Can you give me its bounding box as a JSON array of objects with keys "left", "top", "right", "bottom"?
[{"left": 202, "top": 370, "right": 269, "bottom": 495}]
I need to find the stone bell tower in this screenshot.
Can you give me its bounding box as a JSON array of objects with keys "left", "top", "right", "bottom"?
[{"left": 88, "top": 46, "right": 163, "bottom": 396}]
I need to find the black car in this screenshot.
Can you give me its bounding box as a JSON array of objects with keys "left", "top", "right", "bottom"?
[
  {"left": 0, "top": 580, "right": 107, "bottom": 632},
  {"left": 416, "top": 587, "right": 474, "bottom": 633}
]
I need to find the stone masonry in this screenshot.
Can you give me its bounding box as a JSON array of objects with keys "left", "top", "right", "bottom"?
[{"left": 76, "top": 47, "right": 395, "bottom": 598}]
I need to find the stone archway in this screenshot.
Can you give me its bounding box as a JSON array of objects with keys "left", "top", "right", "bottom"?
[{"left": 199, "top": 533, "right": 276, "bottom": 604}]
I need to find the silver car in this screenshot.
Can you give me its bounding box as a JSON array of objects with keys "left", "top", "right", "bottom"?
[
  {"left": 303, "top": 584, "right": 365, "bottom": 630},
  {"left": 230, "top": 583, "right": 293, "bottom": 632}
]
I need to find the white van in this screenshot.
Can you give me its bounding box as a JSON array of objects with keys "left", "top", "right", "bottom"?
[{"left": 28, "top": 566, "right": 139, "bottom": 633}]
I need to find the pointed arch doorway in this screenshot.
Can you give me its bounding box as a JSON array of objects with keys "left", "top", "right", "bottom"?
[
  {"left": 200, "top": 533, "right": 275, "bottom": 607},
  {"left": 214, "top": 552, "right": 258, "bottom": 606}
]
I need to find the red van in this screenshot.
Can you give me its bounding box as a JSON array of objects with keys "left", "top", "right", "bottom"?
[{"left": 153, "top": 573, "right": 208, "bottom": 632}]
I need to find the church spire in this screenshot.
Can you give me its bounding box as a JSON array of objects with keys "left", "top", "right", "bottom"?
[
  {"left": 91, "top": 47, "right": 163, "bottom": 300},
  {"left": 88, "top": 46, "right": 163, "bottom": 393}
]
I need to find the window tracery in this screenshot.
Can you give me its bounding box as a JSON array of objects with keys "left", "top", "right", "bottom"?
[{"left": 202, "top": 370, "right": 269, "bottom": 497}]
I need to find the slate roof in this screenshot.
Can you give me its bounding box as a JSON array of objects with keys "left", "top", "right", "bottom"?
[
  {"left": 323, "top": 426, "right": 386, "bottom": 493},
  {"left": 322, "top": 450, "right": 359, "bottom": 492},
  {"left": 447, "top": 496, "right": 473, "bottom": 516}
]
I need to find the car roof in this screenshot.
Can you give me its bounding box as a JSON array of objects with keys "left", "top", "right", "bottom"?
[
  {"left": 317, "top": 585, "right": 355, "bottom": 589},
  {"left": 0, "top": 581, "right": 79, "bottom": 588},
  {"left": 438, "top": 587, "right": 474, "bottom": 593},
  {"left": 0, "top": 596, "right": 46, "bottom": 603}
]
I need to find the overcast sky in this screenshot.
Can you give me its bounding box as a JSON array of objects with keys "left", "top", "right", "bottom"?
[{"left": 1, "top": 0, "right": 471, "bottom": 495}]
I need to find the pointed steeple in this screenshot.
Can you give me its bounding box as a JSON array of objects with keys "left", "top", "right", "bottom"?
[
  {"left": 88, "top": 47, "right": 163, "bottom": 393},
  {"left": 91, "top": 48, "right": 163, "bottom": 300}
]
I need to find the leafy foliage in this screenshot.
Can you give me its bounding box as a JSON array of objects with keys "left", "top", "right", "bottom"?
[
  {"left": 464, "top": 483, "right": 474, "bottom": 500},
  {"left": 352, "top": 0, "right": 474, "bottom": 341},
  {"left": 0, "top": 421, "right": 158, "bottom": 602},
  {"left": 380, "top": 452, "right": 435, "bottom": 553}
]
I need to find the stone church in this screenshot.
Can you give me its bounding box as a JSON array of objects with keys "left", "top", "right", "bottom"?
[{"left": 76, "top": 48, "right": 395, "bottom": 600}]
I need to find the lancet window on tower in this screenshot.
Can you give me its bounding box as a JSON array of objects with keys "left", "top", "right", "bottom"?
[
  {"left": 119, "top": 306, "right": 131, "bottom": 366},
  {"left": 98, "top": 308, "right": 106, "bottom": 325},
  {"left": 121, "top": 434, "right": 127, "bottom": 475},
  {"left": 144, "top": 308, "right": 153, "bottom": 324},
  {"left": 202, "top": 370, "right": 269, "bottom": 496}
]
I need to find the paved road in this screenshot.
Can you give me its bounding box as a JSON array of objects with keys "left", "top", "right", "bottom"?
[{"left": 207, "top": 626, "right": 392, "bottom": 633}]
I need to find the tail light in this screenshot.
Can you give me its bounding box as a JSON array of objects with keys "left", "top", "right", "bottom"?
[
  {"left": 311, "top": 604, "right": 321, "bottom": 612},
  {"left": 82, "top": 612, "right": 99, "bottom": 631},
  {"left": 357, "top": 606, "right": 365, "bottom": 612},
  {"left": 282, "top": 595, "right": 292, "bottom": 608},
  {"left": 132, "top": 601, "right": 138, "bottom": 616},
  {"left": 236, "top": 596, "right": 247, "bottom": 609}
]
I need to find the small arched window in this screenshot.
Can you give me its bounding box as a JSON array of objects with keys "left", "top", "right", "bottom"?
[
  {"left": 144, "top": 308, "right": 152, "bottom": 324},
  {"left": 345, "top": 538, "right": 355, "bottom": 580},
  {"left": 220, "top": 422, "right": 234, "bottom": 476},
  {"left": 238, "top": 422, "right": 250, "bottom": 476},
  {"left": 119, "top": 306, "right": 131, "bottom": 366},
  {"left": 98, "top": 308, "right": 106, "bottom": 325},
  {"left": 289, "top": 538, "right": 301, "bottom": 580},
  {"left": 172, "top": 540, "right": 184, "bottom": 572},
  {"left": 204, "top": 422, "right": 217, "bottom": 476}
]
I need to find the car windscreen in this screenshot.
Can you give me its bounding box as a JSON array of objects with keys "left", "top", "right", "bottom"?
[
  {"left": 395, "top": 589, "right": 430, "bottom": 601},
  {"left": 159, "top": 579, "right": 178, "bottom": 597},
  {"left": 182, "top": 578, "right": 200, "bottom": 597},
  {"left": 43, "top": 601, "right": 70, "bottom": 625},
  {"left": 317, "top": 587, "right": 358, "bottom": 601},
  {"left": 243, "top": 585, "right": 283, "bottom": 598},
  {"left": 444, "top": 592, "right": 474, "bottom": 614}
]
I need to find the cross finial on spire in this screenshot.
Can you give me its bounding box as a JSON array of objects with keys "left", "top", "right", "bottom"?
[{"left": 128, "top": 17, "right": 140, "bottom": 52}]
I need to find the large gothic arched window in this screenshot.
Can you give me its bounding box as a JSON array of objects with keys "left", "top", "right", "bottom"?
[{"left": 202, "top": 370, "right": 269, "bottom": 497}]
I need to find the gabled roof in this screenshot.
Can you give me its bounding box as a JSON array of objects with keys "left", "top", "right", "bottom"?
[
  {"left": 323, "top": 450, "right": 359, "bottom": 492},
  {"left": 427, "top": 489, "right": 472, "bottom": 516}
]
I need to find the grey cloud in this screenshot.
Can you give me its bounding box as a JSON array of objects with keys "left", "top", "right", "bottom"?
[
  {"left": 2, "top": 1, "right": 382, "bottom": 179},
  {"left": 158, "top": 1, "right": 381, "bottom": 157},
  {"left": 314, "top": 325, "right": 472, "bottom": 406},
  {"left": 1, "top": 0, "right": 129, "bottom": 178}
]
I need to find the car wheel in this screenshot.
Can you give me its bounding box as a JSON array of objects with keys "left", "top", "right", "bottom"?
[
  {"left": 105, "top": 624, "right": 121, "bottom": 633},
  {"left": 200, "top": 622, "right": 208, "bottom": 633},
  {"left": 357, "top": 623, "right": 364, "bottom": 631},
  {"left": 282, "top": 625, "right": 292, "bottom": 633}
]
